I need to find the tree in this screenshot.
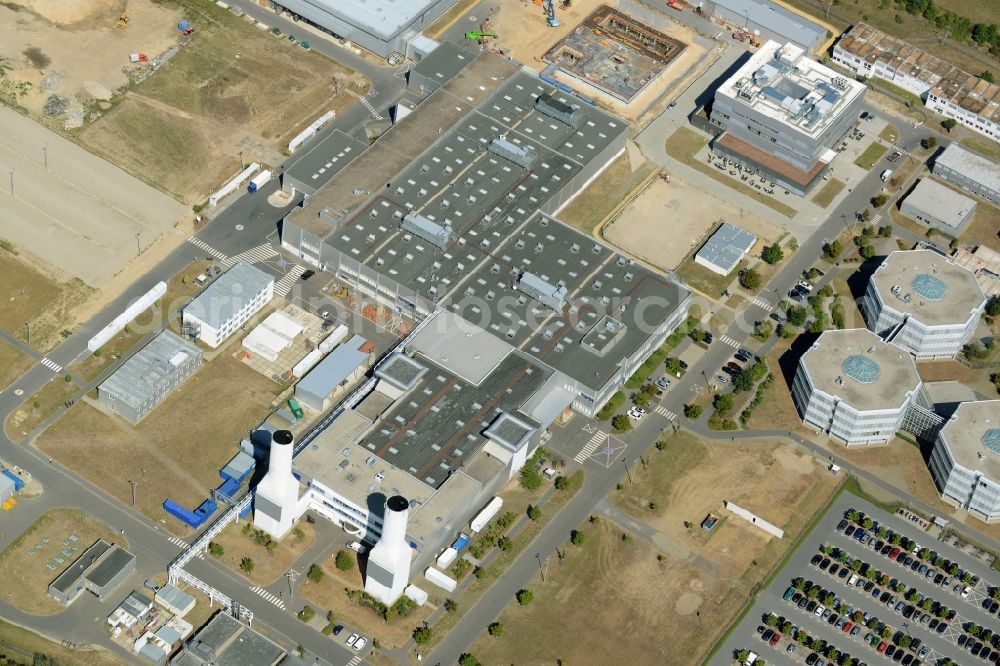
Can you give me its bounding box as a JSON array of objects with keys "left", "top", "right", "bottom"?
[
  {"left": 444, "top": 599, "right": 458, "bottom": 613},
  {"left": 920, "top": 136, "right": 937, "bottom": 150},
  {"left": 488, "top": 622, "right": 504, "bottom": 637},
  {"left": 753, "top": 319, "right": 773, "bottom": 340},
  {"left": 611, "top": 414, "right": 632, "bottom": 433},
  {"left": 297, "top": 605, "right": 315, "bottom": 622},
  {"left": 765, "top": 614, "right": 779, "bottom": 628},
  {"left": 879, "top": 225, "right": 893, "bottom": 238},
  {"left": 736, "top": 649, "right": 750, "bottom": 664},
  {"left": 871, "top": 193, "right": 889, "bottom": 208},
  {"left": 239, "top": 557, "right": 255, "bottom": 574},
  {"left": 665, "top": 357, "right": 683, "bottom": 375},
  {"left": 986, "top": 295, "right": 1000, "bottom": 317},
  {"left": 497, "top": 536, "right": 513, "bottom": 551},
  {"left": 335, "top": 550, "right": 354, "bottom": 571},
  {"left": 306, "top": 563, "right": 324, "bottom": 583},
  {"left": 941, "top": 118, "right": 958, "bottom": 132},
  {"left": 824, "top": 239, "right": 843, "bottom": 259},
  {"left": 732, "top": 369, "right": 755, "bottom": 393},
  {"left": 520, "top": 466, "right": 542, "bottom": 490},
  {"left": 527, "top": 504, "right": 541, "bottom": 521},
  {"left": 412, "top": 625, "right": 432, "bottom": 644},
  {"left": 982, "top": 71, "right": 997, "bottom": 83},
  {"left": 570, "top": 529, "right": 585, "bottom": 546},
  {"left": 739, "top": 268, "right": 762, "bottom": 291},
  {"left": 459, "top": 655, "right": 481, "bottom": 666},
  {"left": 683, "top": 403, "right": 703, "bottom": 419},
  {"left": 208, "top": 541, "right": 224, "bottom": 557},
  {"left": 898, "top": 635, "right": 911, "bottom": 649},
  {"left": 860, "top": 244, "right": 876, "bottom": 259},
  {"left": 713, "top": 393, "right": 734, "bottom": 413},
  {"left": 762, "top": 243, "right": 784, "bottom": 264},
  {"left": 265, "top": 540, "right": 278, "bottom": 555},
  {"left": 787, "top": 306, "right": 808, "bottom": 327},
  {"left": 516, "top": 589, "right": 534, "bottom": 605}
]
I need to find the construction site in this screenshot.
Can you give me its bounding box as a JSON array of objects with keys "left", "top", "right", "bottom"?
[{"left": 543, "top": 4, "right": 686, "bottom": 104}]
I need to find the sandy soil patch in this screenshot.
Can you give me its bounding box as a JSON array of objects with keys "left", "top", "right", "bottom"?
[{"left": 603, "top": 174, "right": 782, "bottom": 272}]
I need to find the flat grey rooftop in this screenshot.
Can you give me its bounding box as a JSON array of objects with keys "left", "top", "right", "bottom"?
[
  {"left": 800, "top": 328, "right": 921, "bottom": 410},
  {"left": 696, "top": 222, "right": 758, "bottom": 273},
  {"left": 407, "top": 311, "right": 514, "bottom": 385},
  {"left": 934, "top": 142, "right": 1000, "bottom": 193},
  {"left": 278, "top": 0, "right": 450, "bottom": 40},
  {"left": 84, "top": 546, "right": 134, "bottom": 588},
  {"left": 50, "top": 539, "right": 111, "bottom": 594},
  {"left": 902, "top": 178, "right": 977, "bottom": 231},
  {"left": 172, "top": 611, "right": 284, "bottom": 666},
  {"left": 184, "top": 262, "right": 274, "bottom": 330},
  {"left": 98, "top": 330, "right": 201, "bottom": 411},
  {"left": 409, "top": 40, "right": 478, "bottom": 89},
  {"left": 871, "top": 250, "right": 985, "bottom": 326},
  {"left": 285, "top": 129, "right": 367, "bottom": 194},
  {"left": 939, "top": 400, "right": 1000, "bottom": 480},
  {"left": 711, "top": 0, "right": 825, "bottom": 46}
]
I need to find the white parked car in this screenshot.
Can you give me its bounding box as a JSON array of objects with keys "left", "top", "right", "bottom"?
[
  {"left": 353, "top": 636, "right": 367, "bottom": 651},
  {"left": 627, "top": 407, "right": 646, "bottom": 420},
  {"left": 346, "top": 633, "right": 359, "bottom": 648},
  {"left": 961, "top": 586, "right": 971, "bottom": 598},
  {"left": 346, "top": 541, "right": 366, "bottom": 553}
]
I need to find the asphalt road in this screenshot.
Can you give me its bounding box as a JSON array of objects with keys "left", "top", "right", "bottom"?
[{"left": 711, "top": 495, "right": 1000, "bottom": 666}]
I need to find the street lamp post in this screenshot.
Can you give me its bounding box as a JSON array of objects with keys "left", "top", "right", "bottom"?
[
  {"left": 239, "top": 150, "right": 245, "bottom": 170},
  {"left": 43, "top": 143, "right": 48, "bottom": 170},
  {"left": 535, "top": 552, "right": 545, "bottom": 582},
  {"left": 128, "top": 480, "right": 137, "bottom": 509},
  {"left": 135, "top": 232, "right": 143, "bottom": 256}
]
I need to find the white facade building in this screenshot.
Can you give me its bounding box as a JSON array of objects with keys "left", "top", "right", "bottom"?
[
  {"left": 928, "top": 401, "right": 1000, "bottom": 523},
  {"left": 791, "top": 329, "right": 922, "bottom": 446},
  {"left": 182, "top": 262, "right": 274, "bottom": 349},
  {"left": 861, "top": 250, "right": 986, "bottom": 359}
]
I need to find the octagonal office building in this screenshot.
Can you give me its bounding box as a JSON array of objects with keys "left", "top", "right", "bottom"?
[
  {"left": 791, "top": 329, "right": 922, "bottom": 446},
  {"left": 929, "top": 401, "right": 1000, "bottom": 523},
  {"left": 861, "top": 250, "right": 986, "bottom": 359}
]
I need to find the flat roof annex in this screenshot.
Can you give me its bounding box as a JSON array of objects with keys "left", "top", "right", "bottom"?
[
  {"left": 934, "top": 143, "right": 1000, "bottom": 194},
  {"left": 98, "top": 329, "right": 201, "bottom": 410},
  {"left": 273, "top": 0, "right": 447, "bottom": 40},
  {"left": 185, "top": 262, "right": 274, "bottom": 330},
  {"left": 696, "top": 222, "right": 757, "bottom": 273},
  {"left": 902, "top": 178, "right": 977, "bottom": 231}
]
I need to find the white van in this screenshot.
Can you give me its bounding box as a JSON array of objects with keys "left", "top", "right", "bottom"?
[{"left": 880, "top": 169, "right": 893, "bottom": 181}]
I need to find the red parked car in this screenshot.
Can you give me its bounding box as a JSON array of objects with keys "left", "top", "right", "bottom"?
[
  {"left": 889, "top": 547, "right": 902, "bottom": 560},
  {"left": 842, "top": 622, "right": 853, "bottom": 633},
  {"left": 769, "top": 632, "right": 781, "bottom": 646}
]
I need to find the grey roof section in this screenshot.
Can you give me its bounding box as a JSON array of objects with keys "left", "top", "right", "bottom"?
[
  {"left": 406, "top": 311, "right": 513, "bottom": 386},
  {"left": 98, "top": 330, "right": 201, "bottom": 411},
  {"left": 0, "top": 474, "right": 13, "bottom": 497},
  {"left": 696, "top": 222, "right": 758, "bottom": 273},
  {"left": 360, "top": 352, "right": 552, "bottom": 487},
  {"left": 409, "top": 40, "right": 478, "bottom": 87},
  {"left": 50, "top": 540, "right": 111, "bottom": 594},
  {"left": 296, "top": 335, "right": 368, "bottom": 398},
  {"left": 902, "top": 179, "right": 978, "bottom": 231},
  {"left": 483, "top": 411, "right": 538, "bottom": 452},
  {"left": 274, "top": 0, "right": 446, "bottom": 40},
  {"left": 85, "top": 547, "right": 135, "bottom": 588},
  {"left": 185, "top": 262, "right": 274, "bottom": 330},
  {"left": 284, "top": 129, "right": 367, "bottom": 194},
  {"left": 221, "top": 451, "right": 255, "bottom": 482},
  {"left": 156, "top": 584, "right": 195, "bottom": 612},
  {"left": 140, "top": 643, "right": 168, "bottom": 663},
  {"left": 710, "top": 0, "right": 825, "bottom": 47},
  {"left": 800, "top": 328, "right": 921, "bottom": 410},
  {"left": 938, "top": 400, "right": 1000, "bottom": 481},
  {"left": 870, "top": 250, "right": 986, "bottom": 326},
  {"left": 374, "top": 352, "right": 429, "bottom": 391},
  {"left": 934, "top": 143, "right": 1000, "bottom": 193},
  {"left": 172, "top": 612, "right": 285, "bottom": 666}
]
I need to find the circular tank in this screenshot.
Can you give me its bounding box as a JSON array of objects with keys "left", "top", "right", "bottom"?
[
  {"left": 273, "top": 430, "right": 294, "bottom": 446},
  {"left": 387, "top": 495, "right": 409, "bottom": 513}
]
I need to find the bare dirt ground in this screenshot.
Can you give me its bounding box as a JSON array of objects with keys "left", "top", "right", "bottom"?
[
  {"left": 210, "top": 521, "right": 316, "bottom": 586},
  {"left": 0, "top": 508, "right": 123, "bottom": 615},
  {"left": 603, "top": 174, "right": 783, "bottom": 272}
]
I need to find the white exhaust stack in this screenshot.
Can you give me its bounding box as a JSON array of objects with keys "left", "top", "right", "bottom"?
[
  {"left": 253, "top": 430, "right": 300, "bottom": 539},
  {"left": 364, "top": 495, "right": 413, "bottom": 604}
]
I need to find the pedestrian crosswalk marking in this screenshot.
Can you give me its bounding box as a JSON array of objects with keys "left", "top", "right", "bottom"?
[
  {"left": 250, "top": 586, "right": 286, "bottom": 610},
  {"left": 871, "top": 213, "right": 882, "bottom": 224},
  {"left": 40, "top": 358, "right": 62, "bottom": 373},
  {"left": 223, "top": 243, "right": 278, "bottom": 268},
  {"left": 720, "top": 335, "right": 740, "bottom": 348},
  {"left": 346, "top": 657, "right": 362, "bottom": 666},
  {"left": 168, "top": 536, "right": 188, "bottom": 548},
  {"left": 574, "top": 431, "right": 606, "bottom": 464},
  {"left": 187, "top": 236, "right": 228, "bottom": 261},
  {"left": 654, "top": 405, "right": 676, "bottom": 420},
  {"left": 751, "top": 296, "right": 770, "bottom": 309},
  {"left": 358, "top": 95, "right": 384, "bottom": 120},
  {"left": 274, "top": 265, "right": 306, "bottom": 297}
]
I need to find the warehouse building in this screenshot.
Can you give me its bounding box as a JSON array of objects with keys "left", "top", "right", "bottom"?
[
  {"left": 49, "top": 540, "right": 136, "bottom": 605},
  {"left": 182, "top": 262, "right": 274, "bottom": 349},
  {"left": 694, "top": 222, "right": 758, "bottom": 275},
  {"left": 932, "top": 143, "right": 1000, "bottom": 206},
  {"left": 170, "top": 611, "right": 289, "bottom": 666},
  {"left": 98, "top": 330, "right": 203, "bottom": 423},
  {"left": 294, "top": 334, "right": 370, "bottom": 411},
  {"left": 791, "top": 328, "right": 922, "bottom": 446},
  {"left": 710, "top": 40, "right": 866, "bottom": 195},
  {"left": 281, "top": 45, "right": 691, "bottom": 418},
  {"left": 898, "top": 179, "right": 977, "bottom": 235},
  {"left": 928, "top": 400, "right": 1000, "bottom": 523},
  {"left": 262, "top": 0, "right": 455, "bottom": 59},
  {"left": 281, "top": 129, "right": 368, "bottom": 198},
  {"left": 700, "top": 0, "right": 827, "bottom": 52},
  {"left": 833, "top": 23, "right": 1000, "bottom": 143},
  {"left": 862, "top": 250, "right": 986, "bottom": 359},
  {"left": 406, "top": 40, "right": 477, "bottom": 95}
]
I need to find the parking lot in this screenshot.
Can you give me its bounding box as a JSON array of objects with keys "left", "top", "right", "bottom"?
[{"left": 712, "top": 495, "right": 1000, "bottom": 666}]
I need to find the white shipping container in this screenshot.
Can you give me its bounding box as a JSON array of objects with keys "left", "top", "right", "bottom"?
[
  {"left": 424, "top": 567, "right": 457, "bottom": 592},
  {"left": 436, "top": 548, "right": 458, "bottom": 568},
  {"left": 248, "top": 169, "right": 273, "bottom": 193},
  {"left": 470, "top": 497, "right": 503, "bottom": 533},
  {"left": 87, "top": 281, "right": 167, "bottom": 352}
]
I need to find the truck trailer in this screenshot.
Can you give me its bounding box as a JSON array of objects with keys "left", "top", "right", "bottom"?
[{"left": 247, "top": 169, "right": 273, "bottom": 193}]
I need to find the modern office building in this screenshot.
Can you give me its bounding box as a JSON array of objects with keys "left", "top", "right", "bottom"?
[
  {"left": 791, "top": 328, "right": 922, "bottom": 446},
  {"left": 282, "top": 45, "right": 691, "bottom": 418},
  {"left": 898, "top": 179, "right": 977, "bottom": 235},
  {"left": 928, "top": 400, "right": 1000, "bottom": 523},
  {"left": 932, "top": 143, "right": 1000, "bottom": 206},
  {"left": 700, "top": 0, "right": 826, "bottom": 52},
  {"left": 182, "top": 262, "right": 274, "bottom": 349},
  {"left": 260, "top": 0, "right": 452, "bottom": 59},
  {"left": 862, "top": 250, "right": 986, "bottom": 359},
  {"left": 833, "top": 23, "right": 1000, "bottom": 143},
  {"left": 710, "top": 40, "right": 866, "bottom": 195},
  {"left": 694, "top": 222, "right": 758, "bottom": 275},
  {"left": 98, "top": 330, "right": 203, "bottom": 423}
]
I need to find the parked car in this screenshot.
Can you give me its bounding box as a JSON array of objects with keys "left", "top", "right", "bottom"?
[
  {"left": 346, "top": 633, "right": 359, "bottom": 648},
  {"left": 346, "top": 541, "right": 366, "bottom": 553},
  {"left": 627, "top": 407, "right": 646, "bottom": 420},
  {"left": 769, "top": 632, "right": 781, "bottom": 647},
  {"left": 332, "top": 624, "right": 344, "bottom": 636},
  {"left": 353, "top": 636, "right": 367, "bottom": 652}
]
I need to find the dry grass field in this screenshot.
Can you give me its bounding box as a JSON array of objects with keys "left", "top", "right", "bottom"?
[
  {"left": 6, "top": 377, "right": 81, "bottom": 442},
  {"left": 0, "top": 616, "right": 124, "bottom": 666},
  {"left": 0, "top": 509, "right": 124, "bottom": 615},
  {"left": 813, "top": 179, "right": 846, "bottom": 208},
  {"left": 0, "top": 340, "right": 33, "bottom": 390},
  {"left": 210, "top": 521, "right": 316, "bottom": 586},
  {"left": 558, "top": 153, "right": 660, "bottom": 235}
]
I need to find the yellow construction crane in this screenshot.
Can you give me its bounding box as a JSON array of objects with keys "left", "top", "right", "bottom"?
[{"left": 116, "top": 12, "right": 129, "bottom": 28}]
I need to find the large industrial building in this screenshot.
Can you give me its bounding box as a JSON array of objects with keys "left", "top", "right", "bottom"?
[
  {"left": 833, "top": 23, "right": 1000, "bottom": 144},
  {"left": 928, "top": 400, "right": 1000, "bottom": 523},
  {"left": 48, "top": 540, "right": 135, "bottom": 605},
  {"left": 791, "top": 328, "right": 923, "bottom": 446},
  {"left": 182, "top": 262, "right": 274, "bottom": 349},
  {"left": 932, "top": 143, "right": 1000, "bottom": 206},
  {"left": 710, "top": 40, "right": 866, "bottom": 195},
  {"left": 261, "top": 0, "right": 453, "bottom": 59},
  {"left": 700, "top": 0, "right": 827, "bottom": 52},
  {"left": 98, "top": 330, "right": 203, "bottom": 423},
  {"left": 898, "top": 178, "right": 977, "bottom": 235},
  {"left": 861, "top": 250, "right": 986, "bottom": 359}
]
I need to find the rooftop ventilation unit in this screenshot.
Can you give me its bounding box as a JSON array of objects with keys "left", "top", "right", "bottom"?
[
  {"left": 516, "top": 272, "right": 567, "bottom": 311},
  {"left": 401, "top": 212, "right": 455, "bottom": 250},
  {"left": 489, "top": 137, "right": 537, "bottom": 169},
  {"left": 535, "top": 93, "right": 583, "bottom": 127}
]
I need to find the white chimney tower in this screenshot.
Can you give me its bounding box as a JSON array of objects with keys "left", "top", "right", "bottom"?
[
  {"left": 364, "top": 495, "right": 413, "bottom": 604},
  {"left": 253, "top": 429, "right": 301, "bottom": 539}
]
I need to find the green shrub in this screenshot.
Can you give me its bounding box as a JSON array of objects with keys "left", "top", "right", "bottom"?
[
  {"left": 596, "top": 391, "right": 626, "bottom": 420},
  {"left": 516, "top": 589, "right": 534, "bottom": 605},
  {"left": 307, "top": 564, "right": 324, "bottom": 583},
  {"left": 413, "top": 626, "right": 432, "bottom": 644},
  {"left": 335, "top": 550, "right": 354, "bottom": 571},
  {"left": 297, "top": 606, "right": 315, "bottom": 622}
]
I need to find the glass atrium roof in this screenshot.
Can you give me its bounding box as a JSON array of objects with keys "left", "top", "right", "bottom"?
[
  {"left": 911, "top": 273, "right": 948, "bottom": 301},
  {"left": 842, "top": 354, "right": 881, "bottom": 384}
]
